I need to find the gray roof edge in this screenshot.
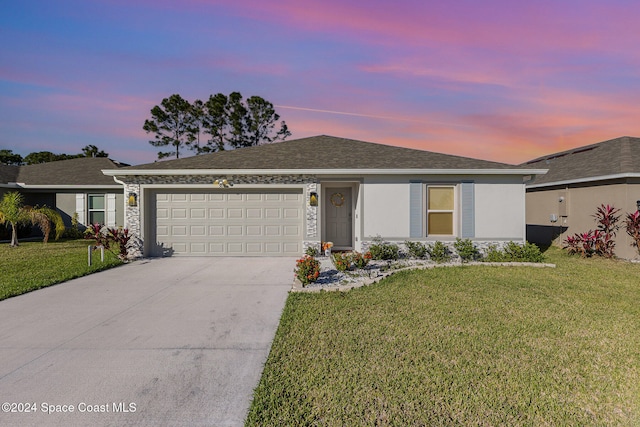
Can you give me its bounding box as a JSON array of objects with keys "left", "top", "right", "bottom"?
[
  {"left": 522, "top": 135, "right": 639, "bottom": 165},
  {"left": 526, "top": 172, "right": 640, "bottom": 189},
  {"left": 103, "top": 167, "right": 547, "bottom": 176}
]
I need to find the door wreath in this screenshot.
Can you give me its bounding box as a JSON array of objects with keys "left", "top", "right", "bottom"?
[{"left": 330, "top": 192, "right": 345, "bottom": 207}]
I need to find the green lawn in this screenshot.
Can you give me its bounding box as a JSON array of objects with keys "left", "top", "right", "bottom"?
[
  {"left": 247, "top": 247, "right": 640, "bottom": 426},
  {"left": 0, "top": 239, "right": 122, "bottom": 301}
]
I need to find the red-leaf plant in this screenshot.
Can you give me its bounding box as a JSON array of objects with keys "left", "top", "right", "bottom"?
[
  {"left": 108, "top": 227, "right": 131, "bottom": 260},
  {"left": 625, "top": 210, "right": 640, "bottom": 254},
  {"left": 564, "top": 230, "right": 598, "bottom": 257},
  {"left": 85, "top": 224, "right": 132, "bottom": 260},
  {"left": 592, "top": 204, "right": 621, "bottom": 258},
  {"left": 84, "top": 223, "right": 111, "bottom": 249}
]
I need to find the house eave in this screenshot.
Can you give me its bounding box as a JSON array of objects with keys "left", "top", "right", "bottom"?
[
  {"left": 526, "top": 173, "right": 640, "bottom": 189},
  {"left": 103, "top": 168, "right": 547, "bottom": 177},
  {"left": 2, "top": 183, "right": 123, "bottom": 190}
]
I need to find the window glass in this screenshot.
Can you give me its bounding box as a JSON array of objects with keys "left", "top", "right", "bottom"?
[
  {"left": 89, "top": 195, "right": 105, "bottom": 210},
  {"left": 88, "top": 194, "right": 106, "bottom": 225},
  {"left": 428, "top": 187, "right": 454, "bottom": 210},
  {"left": 428, "top": 212, "right": 453, "bottom": 235},
  {"left": 426, "top": 186, "right": 455, "bottom": 235},
  {"left": 89, "top": 211, "right": 105, "bottom": 225}
]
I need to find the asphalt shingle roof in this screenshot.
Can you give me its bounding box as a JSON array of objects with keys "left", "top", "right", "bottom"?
[
  {"left": 126, "top": 135, "right": 521, "bottom": 171},
  {"left": 9, "top": 157, "right": 124, "bottom": 186},
  {"left": 0, "top": 164, "right": 19, "bottom": 184},
  {"left": 522, "top": 136, "right": 640, "bottom": 186}
]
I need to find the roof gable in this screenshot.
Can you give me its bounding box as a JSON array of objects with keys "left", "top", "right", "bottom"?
[
  {"left": 523, "top": 136, "right": 640, "bottom": 186},
  {"left": 126, "top": 135, "right": 520, "bottom": 171}
]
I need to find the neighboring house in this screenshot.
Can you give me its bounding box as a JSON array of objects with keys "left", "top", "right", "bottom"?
[
  {"left": 0, "top": 157, "right": 126, "bottom": 229},
  {"left": 523, "top": 136, "right": 640, "bottom": 260},
  {"left": 102, "top": 135, "right": 545, "bottom": 257}
]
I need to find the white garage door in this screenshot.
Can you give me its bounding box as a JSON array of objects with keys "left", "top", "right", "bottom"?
[{"left": 150, "top": 189, "right": 304, "bottom": 256}]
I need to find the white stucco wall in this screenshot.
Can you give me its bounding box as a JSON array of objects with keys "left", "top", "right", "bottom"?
[
  {"left": 361, "top": 175, "right": 526, "bottom": 241},
  {"left": 474, "top": 181, "right": 525, "bottom": 239},
  {"left": 361, "top": 177, "right": 410, "bottom": 238}
]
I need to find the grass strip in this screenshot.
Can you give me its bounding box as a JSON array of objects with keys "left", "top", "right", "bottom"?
[{"left": 0, "top": 239, "right": 122, "bottom": 301}]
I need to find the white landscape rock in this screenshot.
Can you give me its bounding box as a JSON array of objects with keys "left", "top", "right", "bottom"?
[{"left": 291, "top": 257, "right": 556, "bottom": 293}]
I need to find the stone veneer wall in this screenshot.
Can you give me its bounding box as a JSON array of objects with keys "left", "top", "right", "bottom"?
[{"left": 117, "top": 174, "right": 320, "bottom": 257}]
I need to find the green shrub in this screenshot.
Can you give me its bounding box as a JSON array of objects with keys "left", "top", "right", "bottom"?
[
  {"left": 484, "top": 242, "right": 545, "bottom": 263},
  {"left": 484, "top": 244, "right": 506, "bottom": 262},
  {"left": 453, "top": 238, "right": 480, "bottom": 262},
  {"left": 404, "top": 241, "right": 428, "bottom": 259},
  {"left": 510, "top": 241, "right": 545, "bottom": 263},
  {"left": 305, "top": 245, "right": 319, "bottom": 257},
  {"left": 332, "top": 252, "right": 353, "bottom": 272},
  {"left": 368, "top": 240, "right": 399, "bottom": 261},
  {"left": 427, "top": 241, "right": 451, "bottom": 263}
]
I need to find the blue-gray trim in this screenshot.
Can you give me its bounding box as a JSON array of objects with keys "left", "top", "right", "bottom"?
[
  {"left": 409, "top": 181, "right": 423, "bottom": 238},
  {"left": 460, "top": 181, "right": 475, "bottom": 238}
]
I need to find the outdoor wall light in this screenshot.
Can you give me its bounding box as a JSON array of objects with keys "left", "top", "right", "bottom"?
[
  {"left": 213, "top": 179, "right": 233, "bottom": 188},
  {"left": 128, "top": 192, "right": 137, "bottom": 207},
  {"left": 310, "top": 192, "right": 318, "bottom": 206},
  {"left": 636, "top": 200, "right": 640, "bottom": 211}
]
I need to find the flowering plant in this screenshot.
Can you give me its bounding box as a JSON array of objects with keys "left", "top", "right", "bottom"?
[
  {"left": 332, "top": 252, "right": 353, "bottom": 272},
  {"left": 332, "top": 251, "right": 371, "bottom": 271},
  {"left": 352, "top": 251, "right": 372, "bottom": 269},
  {"left": 322, "top": 241, "right": 334, "bottom": 251},
  {"left": 294, "top": 255, "right": 320, "bottom": 286}
]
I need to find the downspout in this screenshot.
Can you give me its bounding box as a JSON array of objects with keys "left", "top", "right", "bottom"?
[{"left": 112, "top": 176, "right": 128, "bottom": 229}]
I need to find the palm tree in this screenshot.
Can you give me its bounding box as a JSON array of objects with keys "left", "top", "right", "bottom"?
[
  {"left": 0, "top": 191, "right": 28, "bottom": 247},
  {"left": 25, "top": 206, "right": 65, "bottom": 243},
  {"left": 0, "top": 191, "right": 65, "bottom": 246}
]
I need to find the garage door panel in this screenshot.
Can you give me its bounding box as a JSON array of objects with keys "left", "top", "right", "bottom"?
[
  {"left": 264, "top": 209, "right": 280, "bottom": 219},
  {"left": 210, "top": 208, "right": 224, "bottom": 218},
  {"left": 190, "top": 225, "right": 206, "bottom": 236},
  {"left": 171, "top": 226, "right": 187, "bottom": 236},
  {"left": 227, "top": 226, "right": 243, "bottom": 236},
  {"left": 227, "top": 242, "right": 243, "bottom": 253},
  {"left": 152, "top": 189, "right": 303, "bottom": 256},
  {"left": 284, "top": 225, "right": 300, "bottom": 236},
  {"left": 171, "top": 208, "right": 187, "bottom": 219},
  {"left": 209, "top": 226, "right": 224, "bottom": 236},
  {"left": 246, "top": 226, "right": 262, "bottom": 236},
  {"left": 190, "top": 242, "right": 207, "bottom": 254},
  {"left": 209, "top": 242, "right": 225, "bottom": 253},
  {"left": 283, "top": 242, "right": 301, "bottom": 252},
  {"left": 227, "top": 208, "right": 243, "bottom": 218},
  {"left": 246, "top": 208, "right": 262, "bottom": 219},
  {"left": 171, "top": 242, "right": 188, "bottom": 253},
  {"left": 190, "top": 208, "right": 206, "bottom": 218},
  {"left": 283, "top": 208, "right": 300, "bottom": 219}
]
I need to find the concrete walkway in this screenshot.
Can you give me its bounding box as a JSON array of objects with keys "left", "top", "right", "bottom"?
[{"left": 0, "top": 257, "right": 294, "bottom": 427}]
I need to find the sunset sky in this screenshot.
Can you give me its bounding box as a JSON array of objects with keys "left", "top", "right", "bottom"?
[{"left": 2, "top": 0, "right": 639, "bottom": 165}]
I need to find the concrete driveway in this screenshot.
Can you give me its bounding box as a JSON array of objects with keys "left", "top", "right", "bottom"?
[{"left": 0, "top": 257, "right": 293, "bottom": 427}]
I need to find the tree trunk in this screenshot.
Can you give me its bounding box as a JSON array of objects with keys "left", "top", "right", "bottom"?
[{"left": 10, "top": 222, "right": 19, "bottom": 247}]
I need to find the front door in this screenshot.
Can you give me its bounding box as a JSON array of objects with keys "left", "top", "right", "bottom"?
[{"left": 324, "top": 187, "right": 352, "bottom": 249}]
